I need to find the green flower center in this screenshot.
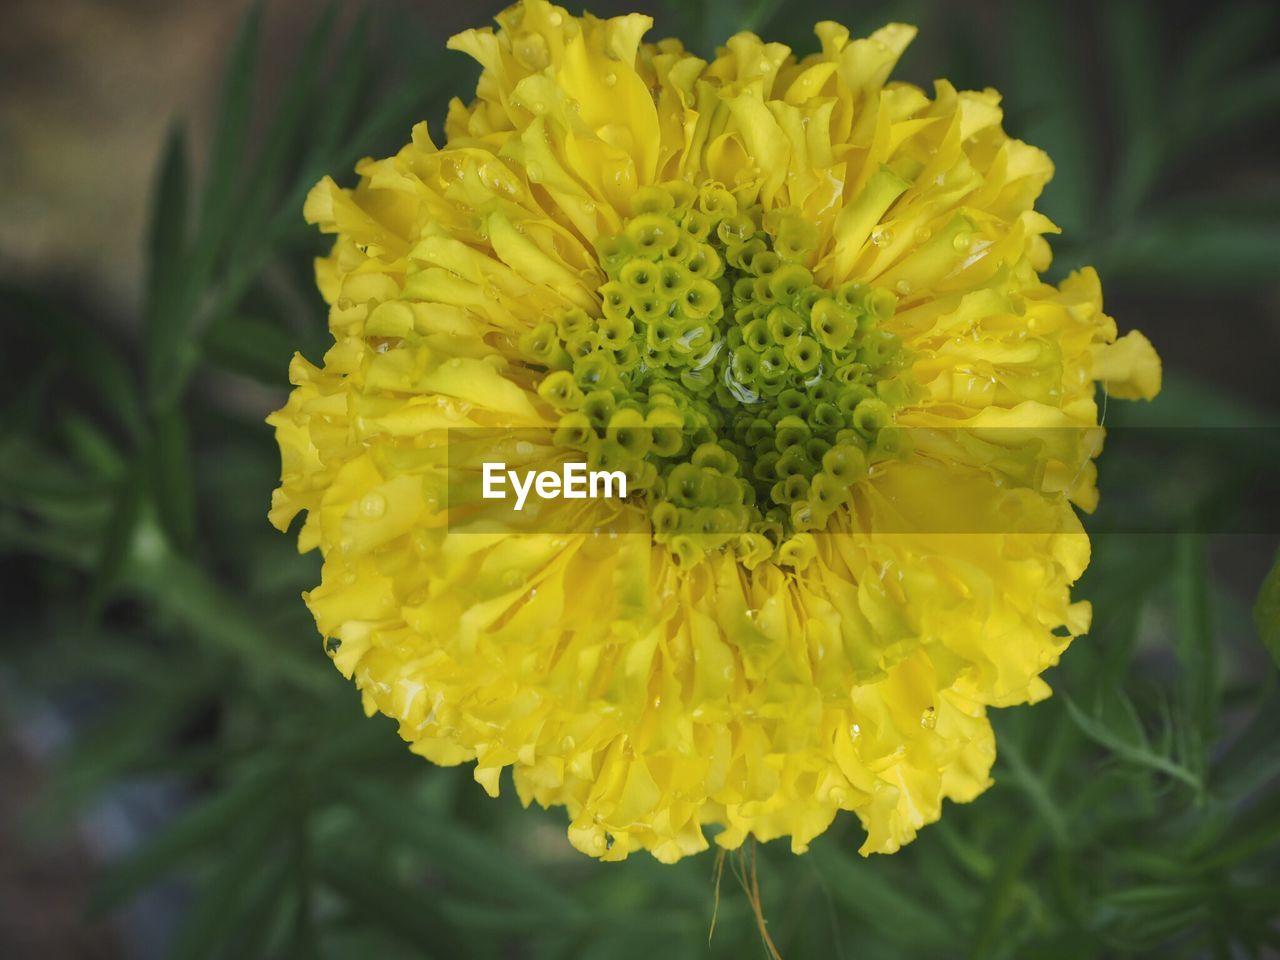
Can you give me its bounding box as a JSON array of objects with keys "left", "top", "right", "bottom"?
[{"left": 520, "top": 182, "right": 912, "bottom": 567}]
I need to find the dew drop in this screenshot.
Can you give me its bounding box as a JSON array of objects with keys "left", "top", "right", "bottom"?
[
  {"left": 895, "top": 279, "right": 912, "bottom": 296},
  {"left": 548, "top": 11, "right": 563, "bottom": 25},
  {"left": 920, "top": 706, "right": 937, "bottom": 730},
  {"left": 603, "top": 71, "right": 618, "bottom": 87},
  {"left": 849, "top": 723, "right": 862, "bottom": 740},
  {"left": 870, "top": 227, "right": 893, "bottom": 247},
  {"left": 952, "top": 233, "right": 972, "bottom": 253},
  {"left": 513, "top": 31, "right": 550, "bottom": 70},
  {"left": 914, "top": 226, "right": 932, "bottom": 243},
  {"left": 359, "top": 492, "right": 387, "bottom": 518}
]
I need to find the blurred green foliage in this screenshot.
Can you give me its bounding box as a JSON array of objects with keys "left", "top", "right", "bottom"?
[{"left": 2, "top": 1, "right": 1279, "bottom": 957}]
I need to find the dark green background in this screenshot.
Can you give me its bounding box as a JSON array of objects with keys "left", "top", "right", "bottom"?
[{"left": 2, "top": 1, "right": 1278, "bottom": 957}]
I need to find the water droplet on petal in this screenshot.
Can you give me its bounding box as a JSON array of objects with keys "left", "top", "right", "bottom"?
[
  {"left": 513, "top": 31, "right": 550, "bottom": 70},
  {"left": 952, "top": 233, "right": 972, "bottom": 253},
  {"left": 870, "top": 227, "right": 893, "bottom": 247},
  {"left": 849, "top": 723, "right": 862, "bottom": 740},
  {"left": 895, "top": 279, "right": 912, "bottom": 295},
  {"left": 603, "top": 71, "right": 618, "bottom": 87},
  {"left": 359, "top": 492, "right": 387, "bottom": 518},
  {"left": 920, "top": 706, "right": 937, "bottom": 730}
]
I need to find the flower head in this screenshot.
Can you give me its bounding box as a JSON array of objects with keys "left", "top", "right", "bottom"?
[{"left": 270, "top": 0, "right": 1161, "bottom": 862}]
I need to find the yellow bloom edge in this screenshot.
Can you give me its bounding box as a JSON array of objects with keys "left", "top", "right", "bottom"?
[{"left": 268, "top": 0, "right": 1161, "bottom": 863}]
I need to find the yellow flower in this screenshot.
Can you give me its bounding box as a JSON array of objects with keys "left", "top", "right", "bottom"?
[{"left": 269, "top": 0, "right": 1161, "bottom": 862}]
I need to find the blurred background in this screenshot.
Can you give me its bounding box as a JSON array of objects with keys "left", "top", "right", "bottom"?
[{"left": 1, "top": 0, "right": 1278, "bottom": 957}]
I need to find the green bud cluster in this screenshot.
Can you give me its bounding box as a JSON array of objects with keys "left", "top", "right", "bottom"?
[{"left": 519, "top": 181, "right": 913, "bottom": 568}]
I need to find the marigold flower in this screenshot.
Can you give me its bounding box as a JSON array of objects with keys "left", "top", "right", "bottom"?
[{"left": 269, "top": 0, "right": 1161, "bottom": 862}]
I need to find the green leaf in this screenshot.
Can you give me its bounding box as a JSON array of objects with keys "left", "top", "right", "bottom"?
[
  {"left": 204, "top": 314, "right": 299, "bottom": 386},
  {"left": 1180, "top": 3, "right": 1278, "bottom": 96},
  {"left": 1006, "top": 2, "right": 1093, "bottom": 237},
  {"left": 1175, "top": 535, "right": 1217, "bottom": 765},
  {"left": 168, "top": 783, "right": 294, "bottom": 960},
  {"left": 1254, "top": 546, "right": 1280, "bottom": 667},
  {"left": 149, "top": 1, "right": 264, "bottom": 408},
  {"left": 62, "top": 414, "right": 126, "bottom": 478},
  {"left": 1063, "top": 694, "right": 1202, "bottom": 793},
  {"left": 1, "top": 284, "right": 145, "bottom": 440},
  {"left": 1210, "top": 689, "right": 1280, "bottom": 803},
  {"left": 340, "top": 781, "right": 582, "bottom": 918},
  {"left": 144, "top": 126, "right": 198, "bottom": 409},
  {"left": 741, "top": 0, "right": 786, "bottom": 35},
  {"left": 223, "top": 4, "right": 340, "bottom": 265},
  {"left": 88, "top": 766, "right": 286, "bottom": 917},
  {"left": 967, "top": 822, "right": 1039, "bottom": 960},
  {"left": 149, "top": 406, "right": 197, "bottom": 552},
  {"left": 127, "top": 551, "right": 329, "bottom": 693},
  {"left": 88, "top": 468, "right": 142, "bottom": 613},
  {"left": 40, "top": 692, "right": 198, "bottom": 826},
  {"left": 196, "top": 0, "right": 264, "bottom": 249},
  {"left": 1104, "top": 3, "right": 1164, "bottom": 221},
  {"left": 317, "top": 851, "right": 469, "bottom": 959},
  {"left": 809, "top": 842, "right": 952, "bottom": 948},
  {"left": 1172, "top": 62, "right": 1280, "bottom": 153},
  {"left": 144, "top": 124, "right": 190, "bottom": 340},
  {"left": 308, "top": 10, "right": 372, "bottom": 165},
  {"left": 1103, "top": 218, "right": 1280, "bottom": 287}
]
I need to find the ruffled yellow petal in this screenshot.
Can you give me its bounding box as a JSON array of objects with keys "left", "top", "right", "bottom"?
[{"left": 268, "top": 0, "right": 1161, "bottom": 864}]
